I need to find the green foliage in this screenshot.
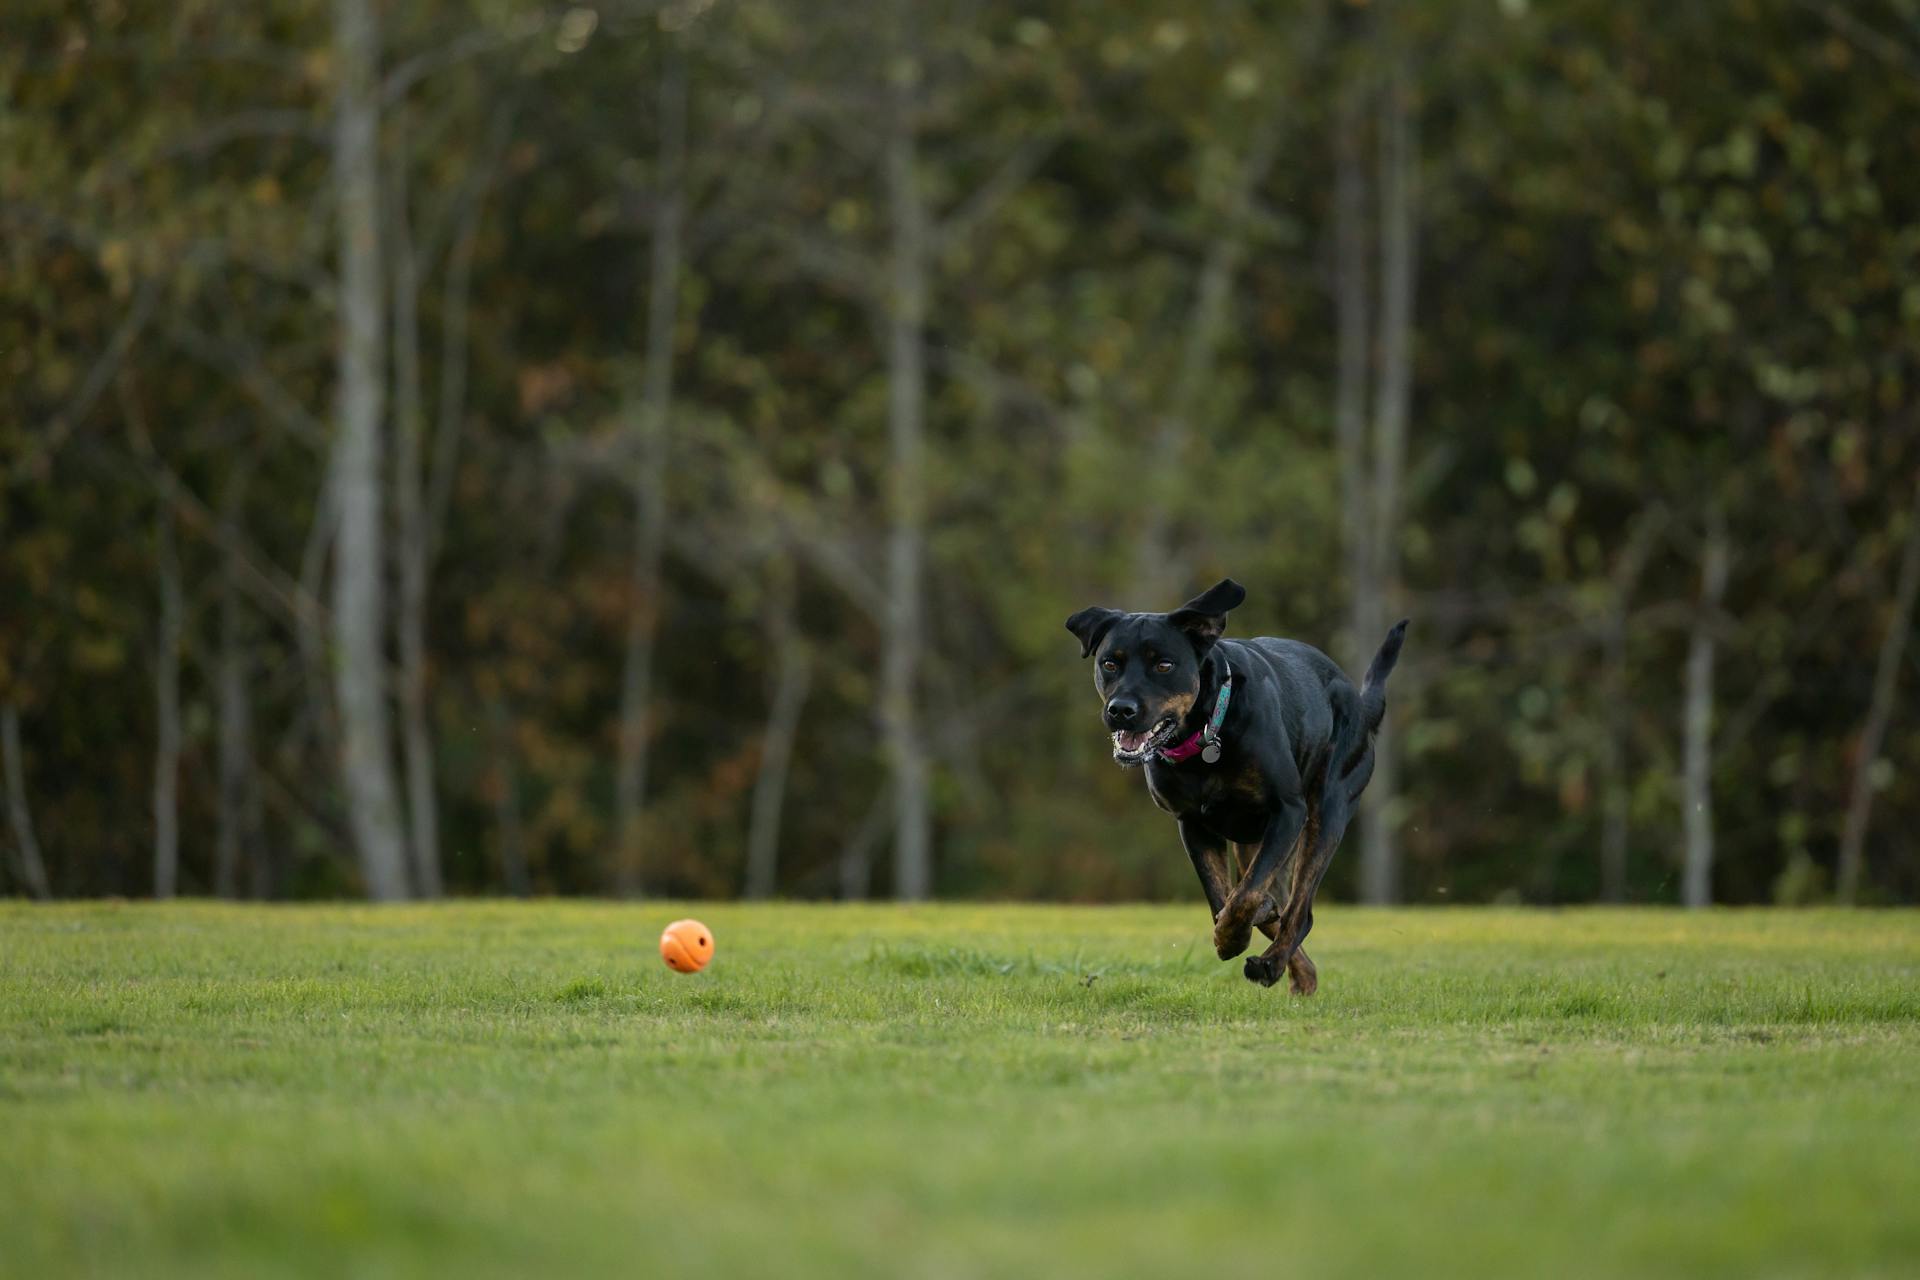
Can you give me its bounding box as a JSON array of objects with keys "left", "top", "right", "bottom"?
[{"left": 3, "top": 1, "right": 1919, "bottom": 901}]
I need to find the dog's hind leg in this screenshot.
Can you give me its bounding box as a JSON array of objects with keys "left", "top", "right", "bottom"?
[
  {"left": 1232, "top": 883, "right": 1315, "bottom": 988},
  {"left": 1285, "top": 948, "right": 1317, "bottom": 997},
  {"left": 1243, "top": 789, "right": 1354, "bottom": 990},
  {"left": 1279, "top": 810, "right": 1326, "bottom": 992}
]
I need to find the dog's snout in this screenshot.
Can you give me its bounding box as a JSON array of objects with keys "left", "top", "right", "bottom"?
[{"left": 1105, "top": 698, "right": 1139, "bottom": 726}]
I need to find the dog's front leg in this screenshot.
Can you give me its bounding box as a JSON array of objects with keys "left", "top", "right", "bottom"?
[
  {"left": 1178, "top": 818, "right": 1234, "bottom": 921},
  {"left": 1232, "top": 841, "right": 1296, "bottom": 935},
  {"left": 1185, "top": 823, "right": 1283, "bottom": 932},
  {"left": 1212, "top": 798, "right": 1307, "bottom": 961}
]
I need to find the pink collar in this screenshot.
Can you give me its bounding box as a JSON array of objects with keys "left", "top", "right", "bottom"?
[
  {"left": 1157, "top": 663, "right": 1233, "bottom": 764},
  {"left": 1157, "top": 727, "right": 1211, "bottom": 763}
]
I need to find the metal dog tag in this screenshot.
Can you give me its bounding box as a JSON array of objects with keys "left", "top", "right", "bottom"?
[{"left": 1201, "top": 741, "right": 1222, "bottom": 764}]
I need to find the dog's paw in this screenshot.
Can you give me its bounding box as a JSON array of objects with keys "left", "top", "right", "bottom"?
[
  {"left": 1249, "top": 894, "right": 1281, "bottom": 929},
  {"left": 1212, "top": 910, "right": 1253, "bottom": 961},
  {"left": 1243, "top": 954, "right": 1283, "bottom": 987}
]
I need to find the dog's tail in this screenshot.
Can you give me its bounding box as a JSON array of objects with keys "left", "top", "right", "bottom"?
[
  {"left": 1358, "top": 619, "right": 1409, "bottom": 734},
  {"left": 1337, "top": 620, "right": 1408, "bottom": 785}
]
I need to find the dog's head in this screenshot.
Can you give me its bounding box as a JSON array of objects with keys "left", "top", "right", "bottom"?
[{"left": 1064, "top": 578, "right": 1245, "bottom": 767}]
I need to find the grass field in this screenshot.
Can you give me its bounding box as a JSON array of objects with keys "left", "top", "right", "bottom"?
[{"left": 3, "top": 903, "right": 1918, "bottom": 1278}]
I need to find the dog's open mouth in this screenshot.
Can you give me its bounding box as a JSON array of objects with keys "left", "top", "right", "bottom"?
[{"left": 1110, "top": 716, "right": 1178, "bottom": 767}]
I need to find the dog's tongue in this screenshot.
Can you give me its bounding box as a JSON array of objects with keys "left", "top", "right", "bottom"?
[{"left": 1115, "top": 729, "right": 1149, "bottom": 752}]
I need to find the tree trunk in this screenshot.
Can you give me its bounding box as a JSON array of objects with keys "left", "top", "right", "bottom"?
[
  {"left": 283, "top": 463, "right": 333, "bottom": 898},
  {"left": 1598, "top": 512, "right": 1662, "bottom": 902},
  {"left": 296, "top": 453, "right": 340, "bottom": 769},
  {"left": 153, "top": 499, "right": 183, "bottom": 899},
  {"left": 1681, "top": 515, "right": 1730, "bottom": 909},
  {"left": 1358, "top": 46, "right": 1419, "bottom": 906},
  {"left": 744, "top": 592, "right": 812, "bottom": 900},
  {"left": 1, "top": 703, "right": 52, "bottom": 899},
  {"left": 1597, "top": 615, "right": 1632, "bottom": 903},
  {"left": 613, "top": 44, "right": 687, "bottom": 897},
  {"left": 389, "top": 106, "right": 443, "bottom": 898},
  {"left": 245, "top": 779, "right": 275, "bottom": 899},
  {"left": 1836, "top": 472, "right": 1920, "bottom": 903},
  {"left": 1130, "top": 122, "right": 1281, "bottom": 603},
  {"left": 883, "top": 89, "right": 933, "bottom": 901},
  {"left": 213, "top": 614, "right": 254, "bottom": 899},
  {"left": 1336, "top": 73, "right": 1373, "bottom": 686},
  {"left": 489, "top": 697, "right": 531, "bottom": 898},
  {"left": 214, "top": 476, "right": 256, "bottom": 899},
  {"left": 331, "top": 0, "right": 410, "bottom": 901},
  {"left": 839, "top": 789, "right": 889, "bottom": 902},
  {"left": 426, "top": 111, "right": 502, "bottom": 560}
]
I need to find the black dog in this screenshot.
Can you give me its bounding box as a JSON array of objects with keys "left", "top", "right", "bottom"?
[{"left": 1066, "top": 580, "right": 1406, "bottom": 993}]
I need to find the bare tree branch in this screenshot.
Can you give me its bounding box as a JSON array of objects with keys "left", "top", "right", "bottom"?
[
  {"left": 428, "top": 103, "right": 517, "bottom": 563},
  {"left": 1838, "top": 467, "right": 1920, "bottom": 901},
  {"left": 1797, "top": 0, "right": 1920, "bottom": 81},
  {"left": 9, "top": 278, "right": 163, "bottom": 485},
  {"left": 117, "top": 438, "right": 324, "bottom": 640},
  {"left": 85, "top": 111, "right": 327, "bottom": 192},
  {"left": 762, "top": 224, "right": 885, "bottom": 305},
  {"left": 164, "top": 319, "right": 328, "bottom": 449},
  {"left": 379, "top": 12, "right": 557, "bottom": 106},
  {"left": 928, "top": 343, "right": 1067, "bottom": 429},
  {"left": 932, "top": 129, "right": 1061, "bottom": 253},
  {"left": 1, "top": 704, "right": 53, "bottom": 899}
]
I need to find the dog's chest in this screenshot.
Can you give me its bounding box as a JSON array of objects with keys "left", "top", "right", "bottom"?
[{"left": 1145, "top": 764, "right": 1269, "bottom": 842}]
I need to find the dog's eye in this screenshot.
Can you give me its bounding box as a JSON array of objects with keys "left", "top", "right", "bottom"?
[
  {"left": 1100, "top": 659, "right": 1119, "bottom": 673},
  {"left": 1154, "top": 660, "right": 1173, "bottom": 674}
]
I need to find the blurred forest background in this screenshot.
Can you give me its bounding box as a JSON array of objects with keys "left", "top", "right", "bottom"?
[{"left": 4, "top": 0, "right": 1919, "bottom": 905}]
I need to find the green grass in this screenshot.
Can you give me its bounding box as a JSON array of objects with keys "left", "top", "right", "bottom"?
[{"left": 3, "top": 904, "right": 1918, "bottom": 1278}]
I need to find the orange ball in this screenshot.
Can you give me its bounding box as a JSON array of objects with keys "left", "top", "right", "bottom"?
[{"left": 659, "top": 918, "right": 714, "bottom": 974}]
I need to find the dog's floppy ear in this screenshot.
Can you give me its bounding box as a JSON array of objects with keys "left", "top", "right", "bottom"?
[
  {"left": 1167, "top": 578, "right": 1245, "bottom": 655},
  {"left": 1064, "top": 606, "right": 1122, "bottom": 659}
]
